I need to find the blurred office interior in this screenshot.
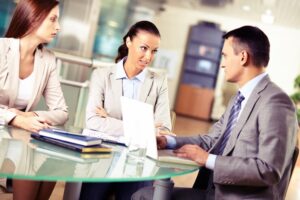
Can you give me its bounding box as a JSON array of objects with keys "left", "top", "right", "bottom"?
[
  {"left": 1, "top": 0, "right": 300, "bottom": 199},
  {"left": 1, "top": 0, "right": 300, "bottom": 128}
]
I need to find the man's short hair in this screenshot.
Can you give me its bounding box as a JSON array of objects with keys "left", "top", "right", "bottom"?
[{"left": 223, "top": 26, "right": 270, "bottom": 67}]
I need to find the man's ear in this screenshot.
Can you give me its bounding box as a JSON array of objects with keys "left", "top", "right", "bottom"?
[
  {"left": 240, "top": 50, "right": 249, "bottom": 66},
  {"left": 126, "top": 37, "right": 131, "bottom": 47}
]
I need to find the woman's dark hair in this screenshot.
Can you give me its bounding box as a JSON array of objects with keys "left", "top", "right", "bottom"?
[
  {"left": 223, "top": 26, "right": 270, "bottom": 67},
  {"left": 5, "top": 0, "right": 59, "bottom": 40},
  {"left": 115, "top": 20, "right": 160, "bottom": 63}
]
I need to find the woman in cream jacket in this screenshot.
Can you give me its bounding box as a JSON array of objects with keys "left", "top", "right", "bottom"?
[
  {"left": 0, "top": 0, "right": 68, "bottom": 199},
  {"left": 0, "top": 38, "right": 68, "bottom": 128},
  {"left": 82, "top": 20, "right": 171, "bottom": 200}
]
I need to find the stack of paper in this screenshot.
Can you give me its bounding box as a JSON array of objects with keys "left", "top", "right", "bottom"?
[
  {"left": 39, "top": 129, "right": 102, "bottom": 146},
  {"left": 31, "top": 129, "right": 112, "bottom": 153},
  {"left": 82, "top": 128, "right": 127, "bottom": 146},
  {"left": 30, "top": 139, "right": 110, "bottom": 163}
]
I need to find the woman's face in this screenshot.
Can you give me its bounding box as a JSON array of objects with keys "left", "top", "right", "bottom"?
[
  {"left": 34, "top": 5, "right": 60, "bottom": 43},
  {"left": 126, "top": 30, "right": 160, "bottom": 71}
]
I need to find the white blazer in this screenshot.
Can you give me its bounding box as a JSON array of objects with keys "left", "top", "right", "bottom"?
[
  {"left": 0, "top": 38, "right": 68, "bottom": 125},
  {"left": 86, "top": 64, "right": 171, "bottom": 136}
]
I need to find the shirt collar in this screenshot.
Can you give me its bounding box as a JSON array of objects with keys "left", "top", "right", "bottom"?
[
  {"left": 115, "top": 59, "right": 127, "bottom": 79},
  {"left": 239, "top": 72, "right": 268, "bottom": 100},
  {"left": 115, "top": 58, "right": 146, "bottom": 82}
]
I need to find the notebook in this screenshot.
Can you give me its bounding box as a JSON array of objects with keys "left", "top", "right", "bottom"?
[
  {"left": 30, "top": 138, "right": 110, "bottom": 163},
  {"left": 39, "top": 128, "right": 102, "bottom": 146},
  {"left": 120, "top": 96, "right": 198, "bottom": 166},
  {"left": 31, "top": 133, "right": 112, "bottom": 153}
]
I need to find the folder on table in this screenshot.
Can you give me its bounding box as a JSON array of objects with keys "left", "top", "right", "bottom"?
[
  {"left": 31, "top": 133, "right": 112, "bottom": 153},
  {"left": 38, "top": 128, "right": 102, "bottom": 146}
]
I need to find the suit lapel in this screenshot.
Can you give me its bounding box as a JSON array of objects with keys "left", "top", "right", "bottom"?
[
  {"left": 223, "top": 76, "right": 270, "bottom": 155},
  {"left": 8, "top": 40, "right": 20, "bottom": 108},
  {"left": 139, "top": 69, "right": 154, "bottom": 102},
  {"left": 26, "top": 48, "right": 45, "bottom": 111},
  {"left": 109, "top": 66, "right": 122, "bottom": 112}
]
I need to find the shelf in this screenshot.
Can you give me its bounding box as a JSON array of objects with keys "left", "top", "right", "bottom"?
[
  {"left": 182, "top": 73, "right": 216, "bottom": 89},
  {"left": 184, "top": 57, "right": 219, "bottom": 77},
  {"left": 190, "top": 26, "right": 224, "bottom": 46},
  {"left": 175, "top": 84, "right": 214, "bottom": 120},
  {"left": 186, "top": 42, "right": 222, "bottom": 61},
  {"left": 188, "top": 39, "right": 222, "bottom": 48},
  {"left": 184, "top": 54, "right": 220, "bottom": 63},
  {"left": 184, "top": 69, "right": 217, "bottom": 78},
  {"left": 175, "top": 22, "right": 223, "bottom": 120}
]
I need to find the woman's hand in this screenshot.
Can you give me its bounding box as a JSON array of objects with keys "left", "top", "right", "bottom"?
[
  {"left": 95, "top": 106, "right": 108, "bottom": 118},
  {"left": 10, "top": 115, "right": 51, "bottom": 133},
  {"left": 8, "top": 108, "right": 37, "bottom": 117}
]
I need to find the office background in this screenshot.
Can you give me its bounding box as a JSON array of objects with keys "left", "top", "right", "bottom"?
[
  {"left": 1, "top": 0, "right": 299, "bottom": 116},
  {"left": 1, "top": 0, "right": 300, "bottom": 199}
]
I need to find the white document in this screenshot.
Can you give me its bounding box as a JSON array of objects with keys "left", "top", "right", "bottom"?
[
  {"left": 82, "top": 128, "right": 127, "bottom": 146},
  {"left": 120, "top": 96, "right": 157, "bottom": 157},
  {"left": 120, "top": 97, "right": 198, "bottom": 166}
]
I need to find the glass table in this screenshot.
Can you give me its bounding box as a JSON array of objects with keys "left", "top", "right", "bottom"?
[{"left": 0, "top": 127, "right": 199, "bottom": 199}]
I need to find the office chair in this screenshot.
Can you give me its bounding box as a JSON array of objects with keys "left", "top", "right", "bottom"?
[
  {"left": 170, "top": 110, "right": 176, "bottom": 132},
  {"left": 284, "top": 145, "right": 299, "bottom": 198},
  {"left": 290, "top": 146, "right": 299, "bottom": 180}
]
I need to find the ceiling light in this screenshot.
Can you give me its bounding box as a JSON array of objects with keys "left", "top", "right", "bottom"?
[
  {"left": 107, "top": 21, "right": 119, "bottom": 28},
  {"left": 261, "top": 10, "right": 274, "bottom": 24},
  {"left": 242, "top": 5, "right": 251, "bottom": 11},
  {"left": 262, "top": 0, "right": 277, "bottom": 7}
]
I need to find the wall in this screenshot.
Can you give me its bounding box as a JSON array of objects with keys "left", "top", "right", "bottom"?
[{"left": 153, "top": 5, "right": 300, "bottom": 111}]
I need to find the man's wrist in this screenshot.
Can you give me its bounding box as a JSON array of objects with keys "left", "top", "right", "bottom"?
[{"left": 195, "top": 152, "right": 209, "bottom": 166}]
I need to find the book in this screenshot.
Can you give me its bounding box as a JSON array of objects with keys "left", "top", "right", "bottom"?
[
  {"left": 39, "top": 128, "right": 102, "bottom": 146},
  {"left": 31, "top": 133, "right": 112, "bottom": 153},
  {"left": 82, "top": 128, "right": 127, "bottom": 146},
  {"left": 30, "top": 139, "right": 111, "bottom": 163}
]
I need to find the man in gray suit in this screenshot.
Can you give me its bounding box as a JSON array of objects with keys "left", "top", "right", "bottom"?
[{"left": 132, "top": 26, "right": 298, "bottom": 200}]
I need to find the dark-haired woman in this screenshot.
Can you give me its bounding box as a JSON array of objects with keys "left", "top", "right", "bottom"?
[
  {"left": 0, "top": 0, "right": 68, "bottom": 199},
  {"left": 81, "top": 21, "right": 171, "bottom": 200}
]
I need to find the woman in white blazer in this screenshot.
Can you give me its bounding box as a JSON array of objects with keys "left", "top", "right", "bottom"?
[
  {"left": 0, "top": 0, "right": 68, "bottom": 199},
  {"left": 81, "top": 21, "right": 171, "bottom": 200},
  {"left": 85, "top": 24, "right": 172, "bottom": 136}
]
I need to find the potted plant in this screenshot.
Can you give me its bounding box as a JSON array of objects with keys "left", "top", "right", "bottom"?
[{"left": 290, "top": 75, "right": 300, "bottom": 123}]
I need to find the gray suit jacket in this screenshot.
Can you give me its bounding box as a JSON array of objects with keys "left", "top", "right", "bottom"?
[
  {"left": 85, "top": 64, "right": 171, "bottom": 136},
  {"left": 0, "top": 38, "right": 68, "bottom": 125},
  {"left": 176, "top": 76, "right": 298, "bottom": 200}
]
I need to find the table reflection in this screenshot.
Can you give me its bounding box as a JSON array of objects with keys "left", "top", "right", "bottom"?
[{"left": 0, "top": 127, "right": 199, "bottom": 182}]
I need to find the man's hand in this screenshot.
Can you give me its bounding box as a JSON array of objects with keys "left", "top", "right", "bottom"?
[
  {"left": 174, "top": 144, "right": 209, "bottom": 166},
  {"left": 95, "top": 106, "right": 108, "bottom": 118},
  {"left": 157, "top": 136, "right": 168, "bottom": 150}
]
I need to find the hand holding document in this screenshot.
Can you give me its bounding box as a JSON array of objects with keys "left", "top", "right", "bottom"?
[
  {"left": 156, "top": 136, "right": 168, "bottom": 150},
  {"left": 155, "top": 123, "right": 176, "bottom": 137}
]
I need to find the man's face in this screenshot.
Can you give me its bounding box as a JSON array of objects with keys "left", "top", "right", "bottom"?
[{"left": 220, "top": 37, "right": 244, "bottom": 84}]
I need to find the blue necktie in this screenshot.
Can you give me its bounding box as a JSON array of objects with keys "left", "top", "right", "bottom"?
[{"left": 214, "top": 91, "right": 245, "bottom": 155}]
